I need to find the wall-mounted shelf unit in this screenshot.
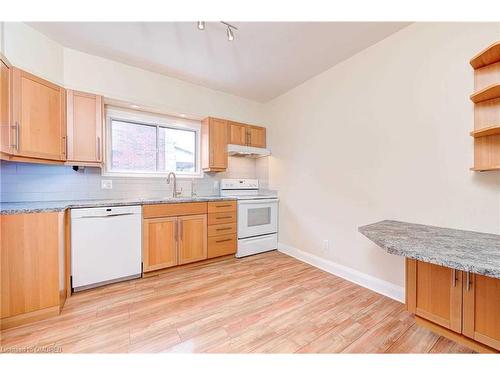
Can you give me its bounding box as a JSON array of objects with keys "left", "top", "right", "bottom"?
[
  {"left": 470, "top": 125, "right": 500, "bottom": 138},
  {"left": 470, "top": 84, "right": 500, "bottom": 103},
  {"left": 470, "top": 41, "right": 500, "bottom": 171}
]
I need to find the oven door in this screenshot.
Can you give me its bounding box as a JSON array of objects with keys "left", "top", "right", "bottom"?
[{"left": 238, "top": 199, "right": 278, "bottom": 239}]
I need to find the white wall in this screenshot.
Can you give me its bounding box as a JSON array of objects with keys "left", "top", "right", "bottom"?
[
  {"left": 265, "top": 22, "right": 500, "bottom": 287},
  {"left": 3, "top": 22, "right": 64, "bottom": 85},
  {"left": 63, "top": 48, "right": 265, "bottom": 123}
]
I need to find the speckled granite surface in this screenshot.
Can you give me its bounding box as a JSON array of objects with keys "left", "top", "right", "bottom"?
[
  {"left": 0, "top": 196, "right": 235, "bottom": 215},
  {"left": 359, "top": 220, "right": 500, "bottom": 279}
]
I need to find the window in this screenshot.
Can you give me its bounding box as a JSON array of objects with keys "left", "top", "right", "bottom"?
[{"left": 105, "top": 108, "right": 200, "bottom": 177}]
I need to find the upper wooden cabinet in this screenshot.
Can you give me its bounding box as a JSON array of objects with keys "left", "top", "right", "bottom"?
[
  {"left": 11, "top": 68, "right": 66, "bottom": 161},
  {"left": 228, "top": 120, "right": 266, "bottom": 148},
  {"left": 228, "top": 121, "right": 247, "bottom": 146},
  {"left": 66, "top": 90, "right": 103, "bottom": 165},
  {"left": 248, "top": 126, "right": 266, "bottom": 148},
  {"left": 202, "top": 117, "right": 228, "bottom": 172},
  {"left": 0, "top": 56, "right": 12, "bottom": 155}
]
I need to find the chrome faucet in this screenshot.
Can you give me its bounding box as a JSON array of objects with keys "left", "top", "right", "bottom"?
[{"left": 167, "top": 172, "right": 180, "bottom": 198}]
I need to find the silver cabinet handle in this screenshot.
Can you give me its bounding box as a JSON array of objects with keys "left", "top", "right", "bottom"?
[
  {"left": 215, "top": 238, "right": 232, "bottom": 243},
  {"left": 466, "top": 271, "right": 472, "bottom": 291},
  {"left": 96, "top": 136, "right": 101, "bottom": 161},
  {"left": 62, "top": 136, "right": 67, "bottom": 156},
  {"left": 175, "top": 220, "right": 178, "bottom": 242},
  {"left": 11, "top": 121, "right": 19, "bottom": 150},
  {"left": 452, "top": 269, "right": 456, "bottom": 287},
  {"left": 179, "top": 220, "right": 183, "bottom": 241}
]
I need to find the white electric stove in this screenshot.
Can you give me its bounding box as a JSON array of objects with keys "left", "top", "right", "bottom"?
[{"left": 220, "top": 179, "right": 278, "bottom": 258}]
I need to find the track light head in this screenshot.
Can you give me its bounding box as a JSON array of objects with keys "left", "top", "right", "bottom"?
[
  {"left": 197, "top": 21, "right": 205, "bottom": 30},
  {"left": 226, "top": 26, "right": 234, "bottom": 41}
]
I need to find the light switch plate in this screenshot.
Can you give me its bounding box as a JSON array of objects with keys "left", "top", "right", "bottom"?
[{"left": 101, "top": 180, "right": 113, "bottom": 189}]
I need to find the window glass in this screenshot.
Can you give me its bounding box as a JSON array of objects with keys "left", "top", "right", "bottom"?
[
  {"left": 107, "top": 112, "right": 200, "bottom": 176},
  {"left": 111, "top": 120, "right": 157, "bottom": 172},
  {"left": 158, "top": 127, "right": 196, "bottom": 173}
]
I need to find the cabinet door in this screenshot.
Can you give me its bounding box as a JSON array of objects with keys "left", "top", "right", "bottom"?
[
  {"left": 209, "top": 118, "right": 227, "bottom": 169},
  {"left": 1, "top": 212, "right": 61, "bottom": 318},
  {"left": 228, "top": 121, "right": 247, "bottom": 145},
  {"left": 66, "top": 90, "right": 103, "bottom": 163},
  {"left": 0, "top": 57, "right": 12, "bottom": 154},
  {"left": 12, "top": 68, "right": 66, "bottom": 160},
  {"left": 178, "top": 214, "right": 207, "bottom": 265},
  {"left": 143, "top": 217, "right": 178, "bottom": 272},
  {"left": 248, "top": 126, "right": 266, "bottom": 148},
  {"left": 463, "top": 273, "right": 500, "bottom": 350},
  {"left": 414, "top": 261, "right": 462, "bottom": 333}
]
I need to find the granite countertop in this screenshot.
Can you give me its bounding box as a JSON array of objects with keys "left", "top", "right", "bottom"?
[
  {"left": 359, "top": 220, "right": 500, "bottom": 279},
  {"left": 0, "top": 196, "right": 236, "bottom": 215}
]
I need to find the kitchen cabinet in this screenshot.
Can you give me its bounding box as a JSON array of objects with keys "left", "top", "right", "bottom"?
[
  {"left": 202, "top": 117, "right": 228, "bottom": 172},
  {"left": 248, "top": 126, "right": 266, "bottom": 148},
  {"left": 412, "top": 261, "right": 462, "bottom": 333},
  {"left": 1, "top": 211, "right": 67, "bottom": 329},
  {"left": 11, "top": 68, "right": 66, "bottom": 161},
  {"left": 66, "top": 89, "right": 103, "bottom": 165},
  {"left": 143, "top": 217, "right": 178, "bottom": 272},
  {"left": 228, "top": 121, "right": 247, "bottom": 146},
  {"left": 406, "top": 259, "right": 500, "bottom": 352},
  {"left": 178, "top": 214, "right": 208, "bottom": 265},
  {"left": 207, "top": 201, "right": 237, "bottom": 259},
  {"left": 228, "top": 121, "right": 266, "bottom": 148},
  {"left": 463, "top": 273, "right": 500, "bottom": 350},
  {"left": 0, "top": 55, "right": 12, "bottom": 155},
  {"left": 143, "top": 203, "right": 209, "bottom": 272}
]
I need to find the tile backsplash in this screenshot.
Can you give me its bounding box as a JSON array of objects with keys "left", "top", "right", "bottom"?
[{"left": 0, "top": 157, "right": 269, "bottom": 202}]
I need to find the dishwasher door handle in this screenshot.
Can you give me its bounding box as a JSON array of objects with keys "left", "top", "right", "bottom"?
[{"left": 80, "top": 213, "right": 136, "bottom": 219}]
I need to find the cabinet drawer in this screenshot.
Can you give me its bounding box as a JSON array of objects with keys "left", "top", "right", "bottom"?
[
  {"left": 208, "top": 222, "right": 237, "bottom": 237},
  {"left": 208, "top": 211, "right": 237, "bottom": 225},
  {"left": 208, "top": 200, "right": 236, "bottom": 213},
  {"left": 143, "top": 202, "right": 207, "bottom": 218},
  {"left": 208, "top": 234, "right": 237, "bottom": 258}
]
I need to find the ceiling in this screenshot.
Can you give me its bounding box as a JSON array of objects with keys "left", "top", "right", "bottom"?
[{"left": 29, "top": 22, "right": 410, "bottom": 102}]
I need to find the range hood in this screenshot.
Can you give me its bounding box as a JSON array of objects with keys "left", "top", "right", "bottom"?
[{"left": 227, "top": 144, "right": 271, "bottom": 158}]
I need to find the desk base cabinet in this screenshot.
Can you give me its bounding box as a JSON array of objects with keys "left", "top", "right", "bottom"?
[{"left": 406, "top": 259, "right": 500, "bottom": 352}]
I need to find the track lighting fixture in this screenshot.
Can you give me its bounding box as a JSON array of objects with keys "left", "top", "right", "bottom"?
[{"left": 196, "top": 22, "right": 238, "bottom": 42}]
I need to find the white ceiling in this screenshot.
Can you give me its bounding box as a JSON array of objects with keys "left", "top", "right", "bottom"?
[{"left": 28, "top": 22, "right": 410, "bottom": 102}]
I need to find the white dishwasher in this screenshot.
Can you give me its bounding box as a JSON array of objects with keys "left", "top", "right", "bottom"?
[{"left": 71, "top": 205, "right": 142, "bottom": 292}]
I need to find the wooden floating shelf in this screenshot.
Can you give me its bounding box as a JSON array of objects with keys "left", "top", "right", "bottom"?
[
  {"left": 470, "top": 125, "right": 500, "bottom": 138},
  {"left": 470, "top": 165, "right": 500, "bottom": 172},
  {"left": 470, "top": 83, "right": 500, "bottom": 103},
  {"left": 470, "top": 42, "right": 500, "bottom": 69}
]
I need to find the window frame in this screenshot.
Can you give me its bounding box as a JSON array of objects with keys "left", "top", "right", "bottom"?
[{"left": 103, "top": 107, "right": 202, "bottom": 178}]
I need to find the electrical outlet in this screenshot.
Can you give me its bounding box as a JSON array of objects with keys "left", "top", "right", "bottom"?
[
  {"left": 101, "top": 180, "right": 113, "bottom": 189},
  {"left": 323, "top": 240, "right": 330, "bottom": 252}
]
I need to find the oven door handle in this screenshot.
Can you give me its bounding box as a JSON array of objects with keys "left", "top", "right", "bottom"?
[{"left": 238, "top": 199, "right": 279, "bottom": 205}]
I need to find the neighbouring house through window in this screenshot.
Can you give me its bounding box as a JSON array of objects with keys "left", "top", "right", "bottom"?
[{"left": 105, "top": 107, "right": 201, "bottom": 177}]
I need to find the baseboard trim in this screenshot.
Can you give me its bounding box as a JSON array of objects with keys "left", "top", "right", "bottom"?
[{"left": 278, "top": 242, "right": 405, "bottom": 302}]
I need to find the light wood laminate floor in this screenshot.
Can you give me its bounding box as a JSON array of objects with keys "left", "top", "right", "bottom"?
[{"left": 0, "top": 251, "right": 474, "bottom": 353}]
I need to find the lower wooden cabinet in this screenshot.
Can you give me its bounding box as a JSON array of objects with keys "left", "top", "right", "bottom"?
[
  {"left": 142, "top": 204, "right": 210, "bottom": 272},
  {"left": 406, "top": 259, "right": 500, "bottom": 352},
  {"left": 1, "top": 211, "right": 67, "bottom": 329},
  {"left": 463, "top": 273, "right": 500, "bottom": 350},
  {"left": 178, "top": 215, "right": 207, "bottom": 265},
  {"left": 142, "top": 217, "right": 178, "bottom": 272},
  {"left": 207, "top": 201, "right": 237, "bottom": 259}
]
